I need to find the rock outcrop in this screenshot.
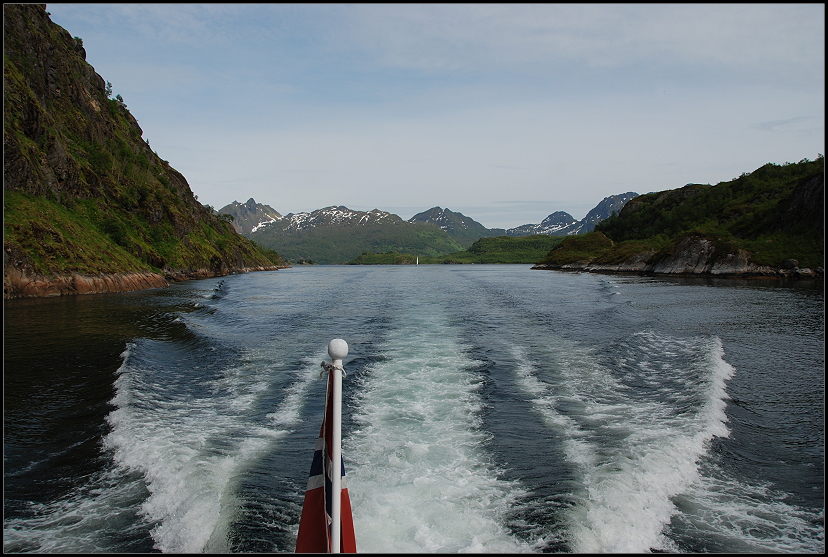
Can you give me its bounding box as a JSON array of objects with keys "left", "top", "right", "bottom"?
[
  {"left": 533, "top": 234, "right": 823, "bottom": 279},
  {"left": 778, "top": 173, "right": 824, "bottom": 235},
  {"left": 5, "top": 267, "right": 169, "bottom": 298}
]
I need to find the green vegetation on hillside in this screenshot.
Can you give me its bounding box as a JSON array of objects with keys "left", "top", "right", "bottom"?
[
  {"left": 3, "top": 4, "right": 284, "bottom": 288},
  {"left": 439, "top": 235, "right": 566, "bottom": 264},
  {"left": 534, "top": 232, "right": 617, "bottom": 266},
  {"left": 347, "top": 251, "right": 420, "bottom": 265},
  {"left": 348, "top": 235, "right": 565, "bottom": 264},
  {"left": 537, "top": 157, "right": 824, "bottom": 270},
  {"left": 4, "top": 190, "right": 154, "bottom": 275},
  {"left": 251, "top": 220, "right": 463, "bottom": 264}
]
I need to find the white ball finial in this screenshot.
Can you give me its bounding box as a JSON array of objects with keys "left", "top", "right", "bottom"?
[{"left": 328, "top": 338, "right": 348, "bottom": 361}]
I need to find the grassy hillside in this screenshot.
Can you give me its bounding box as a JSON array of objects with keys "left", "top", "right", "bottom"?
[
  {"left": 249, "top": 217, "right": 463, "bottom": 264},
  {"left": 347, "top": 251, "right": 421, "bottom": 265},
  {"left": 348, "top": 235, "right": 565, "bottom": 264},
  {"left": 3, "top": 5, "right": 284, "bottom": 295},
  {"left": 537, "top": 157, "right": 824, "bottom": 270}
]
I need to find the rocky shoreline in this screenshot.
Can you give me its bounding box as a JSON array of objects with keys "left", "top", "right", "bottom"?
[
  {"left": 3, "top": 266, "right": 288, "bottom": 299},
  {"left": 531, "top": 261, "right": 823, "bottom": 280},
  {"left": 531, "top": 235, "right": 824, "bottom": 280}
]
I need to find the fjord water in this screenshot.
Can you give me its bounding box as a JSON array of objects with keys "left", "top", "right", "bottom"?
[{"left": 4, "top": 266, "right": 824, "bottom": 553}]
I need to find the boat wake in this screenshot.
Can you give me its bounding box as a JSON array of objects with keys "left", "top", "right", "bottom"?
[{"left": 511, "top": 331, "right": 735, "bottom": 552}]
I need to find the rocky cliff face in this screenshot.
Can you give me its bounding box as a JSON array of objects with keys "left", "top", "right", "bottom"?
[
  {"left": 3, "top": 5, "right": 285, "bottom": 298},
  {"left": 777, "top": 173, "right": 824, "bottom": 235}
]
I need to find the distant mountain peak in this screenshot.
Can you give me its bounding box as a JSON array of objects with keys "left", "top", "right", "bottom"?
[
  {"left": 408, "top": 207, "right": 494, "bottom": 247},
  {"left": 273, "top": 206, "right": 402, "bottom": 233},
  {"left": 507, "top": 211, "right": 576, "bottom": 236},
  {"left": 506, "top": 192, "right": 639, "bottom": 237},
  {"left": 576, "top": 192, "right": 640, "bottom": 233},
  {"left": 219, "top": 199, "right": 282, "bottom": 234}
]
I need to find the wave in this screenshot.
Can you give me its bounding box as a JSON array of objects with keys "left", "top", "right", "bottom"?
[
  {"left": 344, "top": 301, "right": 533, "bottom": 553},
  {"left": 665, "top": 461, "right": 825, "bottom": 552},
  {"left": 102, "top": 342, "right": 321, "bottom": 552},
  {"left": 511, "top": 332, "right": 737, "bottom": 552}
]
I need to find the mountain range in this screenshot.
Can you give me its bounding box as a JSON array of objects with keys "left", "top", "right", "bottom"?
[
  {"left": 218, "top": 192, "right": 639, "bottom": 264},
  {"left": 231, "top": 205, "right": 464, "bottom": 264}
]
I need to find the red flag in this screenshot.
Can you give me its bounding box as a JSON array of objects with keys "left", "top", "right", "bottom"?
[{"left": 296, "top": 373, "right": 357, "bottom": 553}]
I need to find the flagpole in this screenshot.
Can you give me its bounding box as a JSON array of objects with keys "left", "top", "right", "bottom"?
[{"left": 327, "top": 339, "right": 348, "bottom": 554}]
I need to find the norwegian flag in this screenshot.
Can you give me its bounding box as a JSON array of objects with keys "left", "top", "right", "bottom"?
[{"left": 295, "top": 372, "right": 357, "bottom": 553}]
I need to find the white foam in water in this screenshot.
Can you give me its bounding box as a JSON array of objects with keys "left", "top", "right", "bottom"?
[
  {"left": 103, "top": 343, "right": 322, "bottom": 553},
  {"left": 511, "top": 333, "right": 737, "bottom": 553},
  {"left": 668, "top": 465, "right": 825, "bottom": 553},
  {"left": 2, "top": 464, "right": 150, "bottom": 553},
  {"left": 345, "top": 305, "right": 532, "bottom": 553}
]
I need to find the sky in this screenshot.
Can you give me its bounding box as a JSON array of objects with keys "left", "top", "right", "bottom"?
[{"left": 45, "top": 3, "right": 824, "bottom": 229}]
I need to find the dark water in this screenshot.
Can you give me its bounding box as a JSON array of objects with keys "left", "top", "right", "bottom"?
[{"left": 3, "top": 266, "right": 824, "bottom": 552}]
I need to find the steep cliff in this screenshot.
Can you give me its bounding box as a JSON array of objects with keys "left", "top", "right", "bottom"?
[{"left": 3, "top": 5, "right": 285, "bottom": 298}]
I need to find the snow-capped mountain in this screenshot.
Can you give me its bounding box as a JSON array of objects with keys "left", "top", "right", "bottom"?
[
  {"left": 274, "top": 206, "right": 402, "bottom": 232},
  {"left": 218, "top": 198, "right": 282, "bottom": 235},
  {"left": 506, "top": 211, "right": 578, "bottom": 236},
  {"left": 218, "top": 192, "right": 640, "bottom": 264},
  {"left": 506, "top": 192, "right": 639, "bottom": 236}
]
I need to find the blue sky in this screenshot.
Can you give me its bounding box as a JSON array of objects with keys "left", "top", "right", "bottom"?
[{"left": 46, "top": 4, "right": 824, "bottom": 229}]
